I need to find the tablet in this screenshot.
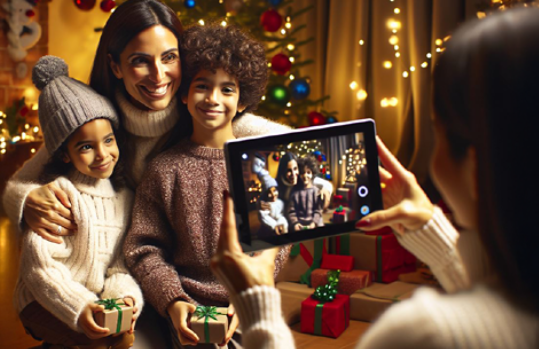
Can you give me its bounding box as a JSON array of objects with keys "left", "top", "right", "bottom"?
[{"left": 225, "top": 118, "right": 381, "bottom": 252}]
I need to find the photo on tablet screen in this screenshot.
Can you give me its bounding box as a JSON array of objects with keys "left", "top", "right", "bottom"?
[{"left": 225, "top": 119, "right": 382, "bottom": 251}]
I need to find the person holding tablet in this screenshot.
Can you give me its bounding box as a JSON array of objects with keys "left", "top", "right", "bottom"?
[{"left": 210, "top": 7, "right": 539, "bottom": 348}]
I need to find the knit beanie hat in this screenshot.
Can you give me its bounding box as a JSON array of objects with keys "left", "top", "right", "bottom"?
[{"left": 33, "top": 55, "right": 119, "bottom": 155}]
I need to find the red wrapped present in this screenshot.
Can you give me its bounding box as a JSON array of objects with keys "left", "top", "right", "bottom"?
[
  {"left": 335, "top": 188, "right": 353, "bottom": 207},
  {"left": 320, "top": 254, "right": 354, "bottom": 272},
  {"left": 301, "top": 294, "right": 350, "bottom": 338},
  {"left": 332, "top": 205, "right": 348, "bottom": 223},
  {"left": 276, "top": 238, "right": 328, "bottom": 286},
  {"left": 332, "top": 232, "right": 416, "bottom": 283},
  {"left": 311, "top": 269, "right": 372, "bottom": 295}
]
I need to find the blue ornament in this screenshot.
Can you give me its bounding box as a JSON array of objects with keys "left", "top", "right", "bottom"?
[
  {"left": 313, "top": 150, "right": 321, "bottom": 156},
  {"left": 321, "top": 154, "right": 327, "bottom": 161},
  {"left": 325, "top": 173, "right": 331, "bottom": 180},
  {"left": 289, "top": 79, "right": 310, "bottom": 100},
  {"left": 326, "top": 116, "right": 338, "bottom": 124},
  {"left": 268, "top": 0, "right": 283, "bottom": 6},
  {"left": 184, "top": 0, "right": 196, "bottom": 8}
]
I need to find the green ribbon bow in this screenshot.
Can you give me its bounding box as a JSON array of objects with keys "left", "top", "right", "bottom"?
[
  {"left": 194, "top": 306, "right": 226, "bottom": 343},
  {"left": 335, "top": 205, "right": 344, "bottom": 212},
  {"left": 312, "top": 269, "right": 341, "bottom": 303},
  {"left": 95, "top": 298, "right": 125, "bottom": 334}
]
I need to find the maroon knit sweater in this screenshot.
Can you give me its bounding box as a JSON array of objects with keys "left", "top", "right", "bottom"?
[{"left": 124, "top": 139, "right": 290, "bottom": 316}]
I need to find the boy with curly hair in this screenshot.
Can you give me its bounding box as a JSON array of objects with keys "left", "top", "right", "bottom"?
[
  {"left": 124, "top": 24, "right": 290, "bottom": 349},
  {"left": 288, "top": 155, "right": 325, "bottom": 231}
]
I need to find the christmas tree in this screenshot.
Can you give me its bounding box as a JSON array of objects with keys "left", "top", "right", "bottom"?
[{"left": 115, "top": 0, "right": 335, "bottom": 127}]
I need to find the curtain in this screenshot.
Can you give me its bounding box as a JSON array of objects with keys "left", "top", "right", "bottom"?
[{"left": 291, "top": 0, "right": 478, "bottom": 183}]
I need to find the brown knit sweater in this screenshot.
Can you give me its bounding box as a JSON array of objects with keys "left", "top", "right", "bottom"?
[{"left": 124, "top": 139, "right": 290, "bottom": 317}]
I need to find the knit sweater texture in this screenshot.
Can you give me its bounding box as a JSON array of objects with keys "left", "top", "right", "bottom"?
[
  {"left": 1, "top": 94, "right": 290, "bottom": 231},
  {"left": 287, "top": 187, "right": 324, "bottom": 229},
  {"left": 232, "top": 206, "right": 539, "bottom": 348},
  {"left": 124, "top": 139, "right": 290, "bottom": 317},
  {"left": 13, "top": 171, "right": 144, "bottom": 332}
]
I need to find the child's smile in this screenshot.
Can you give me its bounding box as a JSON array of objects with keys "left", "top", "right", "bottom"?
[{"left": 63, "top": 118, "right": 119, "bottom": 180}]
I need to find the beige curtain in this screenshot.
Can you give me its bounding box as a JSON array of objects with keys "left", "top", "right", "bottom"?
[{"left": 291, "top": 0, "right": 478, "bottom": 183}]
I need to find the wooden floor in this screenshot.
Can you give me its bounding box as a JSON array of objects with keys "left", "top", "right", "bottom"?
[{"left": 0, "top": 211, "right": 368, "bottom": 348}]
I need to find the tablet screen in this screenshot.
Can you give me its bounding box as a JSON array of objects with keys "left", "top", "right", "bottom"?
[{"left": 225, "top": 119, "right": 381, "bottom": 251}]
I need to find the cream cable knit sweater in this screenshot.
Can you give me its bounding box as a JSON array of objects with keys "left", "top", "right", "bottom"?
[
  {"left": 14, "top": 171, "right": 144, "bottom": 332},
  {"left": 1, "top": 93, "right": 290, "bottom": 231},
  {"left": 232, "top": 207, "right": 539, "bottom": 348}
]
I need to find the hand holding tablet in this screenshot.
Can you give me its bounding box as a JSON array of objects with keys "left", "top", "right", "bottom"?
[{"left": 225, "top": 119, "right": 382, "bottom": 251}]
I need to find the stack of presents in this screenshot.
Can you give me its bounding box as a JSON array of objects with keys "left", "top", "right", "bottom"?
[{"left": 275, "top": 185, "right": 438, "bottom": 339}]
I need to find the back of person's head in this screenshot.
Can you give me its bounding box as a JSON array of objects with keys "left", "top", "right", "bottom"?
[
  {"left": 433, "top": 7, "right": 539, "bottom": 314},
  {"left": 179, "top": 23, "right": 268, "bottom": 116},
  {"left": 89, "top": 0, "right": 184, "bottom": 102}
]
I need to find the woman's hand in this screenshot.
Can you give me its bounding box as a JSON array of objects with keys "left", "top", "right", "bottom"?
[
  {"left": 356, "top": 136, "right": 434, "bottom": 235},
  {"left": 77, "top": 303, "right": 110, "bottom": 339},
  {"left": 167, "top": 300, "right": 198, "bottom": 346},
  {"left": 24, "top": 183, "right": 76, "bottom": 244},
  {"left": 211, "top": 191, "right": 278, "bottom": 296}
]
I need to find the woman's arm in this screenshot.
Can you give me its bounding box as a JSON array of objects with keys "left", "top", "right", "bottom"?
[{"left": 2, "top": 146, "right": 75, "bottom": 241}]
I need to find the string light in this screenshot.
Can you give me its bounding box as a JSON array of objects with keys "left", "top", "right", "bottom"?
[
  {"left": 349, "top": 81, "right": 358, "bottom": 90},
  {"left": 421, "top": 62, "right": 428, "bottom": 68},
  {"left": 402, "top": 71, "right": 409, "bottom": 78},
  {"left": 394, "top": 45, "right": 399, "bottom": 51},
  {"left": 287, "top": 44, "right": 295, "bottom": 51},
  {"left": 289, "top": 57, "right": 295, "bottom": 63},
  {"left": 289, "top": 74, "right": 295, "bottom": 80},
  {"left": 280, "top": 29, "right": 286, "bottom": 35},
  {"left": 395, "top": 52, "right": 401, "bottom": 58},
  {"left": 383, "top": 61, "right": 393, "bottom": 69},
  {"left": 356, "top": 89, "right": 368, "bottom": 101},
  {"left": 359, "top": 40, "right": 365, "bottom": 45},
  {"left": 410, "top": 66, "right": 416, "bottom": 72},
  {"left": 426, "top": 53, "right": 432, "bottom": 59},
  {"left": 198, "top": 19, "right": 205, "bottom": 25},
  {"left": 435, "top": 38, "right": 443, "bottom": 46},
  {"left": 389, "top": 35, "right": 399, "bottom": 45},
  {"left": 394, "top": 8, "right": 400, "bottom": 14},
  {"left": 285, "top": 22, "right": 292, "bottom": 29},
  {"left": 220, "top": 20, "right": 227, "bottom": 27}
]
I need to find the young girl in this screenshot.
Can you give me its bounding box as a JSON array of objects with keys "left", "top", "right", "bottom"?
[
  {"left": 123, "top": 24, "right": 290, "bottom": 348},
  {"left": 288, "top": 155, "right": 325, "bottom": 231},
  {"left": 14, "top": 56, "right": 143, "bottom": 349}
]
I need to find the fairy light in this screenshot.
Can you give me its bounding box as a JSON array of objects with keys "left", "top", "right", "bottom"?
[
  {"left": 349, "top": 81, "right": 358, "bottom": 90},
  {"left": 198, "top": 19, "right": 205, "bottom": 25},
  {"left": 435, "top": 38, "right": 443, "bottom": 46},
  {"left": 21, "top": 132, "right": 26, "bottom": 140},
  {"left": 389, "top": 35, "right": 399, "bottom": 45},
  {"left": 356, "top": 89, "right": 368, "bottom": 101},
  {"left": 394, "top": 8, "right": 400, "bottom": 14},
  {"left": 380, "top": 98, "right": 389, "bottom": 108},
  {"left": 31, "top": 148, "right": 36, "bottom": 153},
  {"left": 421, "top": 62, "right": 428, "bottom": 68},
  {"left": 287, "top": 44, "right": 295, "bottom": 51},
  {"left": 220, "top": 20, "right": 227, "bottom": 27},
  {"left": 436, "top": 47, "right": 442, "bottom": 53},
  {"left": 33, "top": 126, "right": 39, "bottom": 133},
  {"left": 389, "top": 97, "right": 398, "bottom": 107},
  {"left": 387, "top": 19, "right": 401, "bottom": 30},
  {"left": 280, "top": 29, "right": 286, "bottom": 35},
  {"left": 289, "top": 57, "right": 295, "bottom": 63},
  {"left": 394, "top": 45, "right": 399, "bottom": 51},
  {"left": 1, "top": 149, "right": 6, "bottom": 155},
  {"left": 383, "top": 61, "right": 392, "bottom": 69},
  {"left": 0, "top": 119, "right": 3, "bottom": 125},
  {"left": 359, "top": 40, "right": 365, "bottom": 45},
  {"left": 289, "top": 74, "right": 295, "bottom": 80},
  {"left": 410, "top": 66, "right": 416, "bottom": 72},
  {"left": 25, "top": 124, "right": 30, "bottom": 130},
  {"left": 285, "top": 22, "right": 292, "bottom": 29},
  {"left": 395, "top": 52, "right": 401, "bottom": 58},
  {"left": 268, "top": 62, "right": 272, "bottom": 68},
  {"left": 12, "top": 136, "right": 20, "bottom": 143},
  {"left": 261, "top": 96, "right": 266, "bottom": 101},
  {"left": 426, "top": 53, "right": 432, "bottom": 59},
  {"left": 402, "top": 71, "right": 409, "bottom": 78},
  {"left": 0, "top": 142, "right": 6, "bottom": 149}
]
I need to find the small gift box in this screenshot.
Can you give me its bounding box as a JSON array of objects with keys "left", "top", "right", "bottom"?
[
  {"left": 190, "top": 306, "right": 228, "bottom": 344},
  {"left": 320, "top": 254, "right": 354, "bottom": 272},
  {"left": 332, "top": 205, "right": 348, "bottom": 224},
  {"left": 94, "top": 299, "right": 133, "bottom": 335},
  {"left": 275, "top": 238, "right": 328, "bottom": 286},
  {"left": 311, "top": 269, "right": 372, "bottom": 295},
  {"left": 300, "top": 294, "right": 350, "bottom": 338}
]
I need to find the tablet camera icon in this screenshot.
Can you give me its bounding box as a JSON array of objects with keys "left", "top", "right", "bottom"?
[
  {"left": 242, "top": 153, "right": 248, "bottom": 160},
  {"left": 357, "top": 185, "right": 369, "bottom": 198},
  {"left": 360, "top": 205, "right": 370, "bottom": 215}
]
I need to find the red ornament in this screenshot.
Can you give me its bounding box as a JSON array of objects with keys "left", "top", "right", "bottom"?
[
  {"left": 271, "top": 53, "right": 291, "bottom": 75},
  {"left": 308, "top": 111, "right": 326, "bottom": 126},
  {"left": 100, "top": 0, "right": 116, "bottom": 12},
  {"left": 25, "top": 10, "right": 35, "bottom": 17},
  {"left": 74, "top": 0, "right": 96, "bottom": 11},
  {"left": 20, "top": 106, "right": 29, "bottom": 117},
  {"left": 260, "top": 9, "right": 282, "bottom": 32}
]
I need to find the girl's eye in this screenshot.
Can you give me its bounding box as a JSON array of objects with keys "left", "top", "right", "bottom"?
[
  {"left": 79, "top": 145, "right": 92, "bottom": 151},
  {"left": 163, "top": 52, "right": 178, "bottom": 63},
  {"left": 105, "top": 137, "right": 115, "bottom": 144}
]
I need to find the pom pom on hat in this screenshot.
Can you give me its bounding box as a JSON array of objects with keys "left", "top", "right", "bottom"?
[{"left": 32, "top": 56, "right": 69, "bottom": 91}]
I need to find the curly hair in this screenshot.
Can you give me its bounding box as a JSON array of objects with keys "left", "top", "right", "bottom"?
[
  {"left": 180, "top": 23, "right": 268, "bottom": 115},
  {"left": 298, "top": 155, "right": 320, "bottom": 176}
]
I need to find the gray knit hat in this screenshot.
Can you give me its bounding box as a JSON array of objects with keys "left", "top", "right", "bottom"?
[{"left": 33, "top": 55, "right": 119, "bottom": 155}]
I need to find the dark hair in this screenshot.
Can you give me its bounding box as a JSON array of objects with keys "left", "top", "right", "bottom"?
[
  {"left": 276, "top": 152, "right": 298, "bottom": 189},
  {"left": 40, "top": 119, "right": 126, "bottom": 191},
  {"left": 432, "top": 7, "right": 539, "bottom": 314},
  {"left": 298, "top": 156, "right": 320, "bottom": 176},
  {"left": 89, "top": 0, "right": 184, "bottom": 104},
  {"left": 179, "top": 23, "right": 268, "bottom": 116}
]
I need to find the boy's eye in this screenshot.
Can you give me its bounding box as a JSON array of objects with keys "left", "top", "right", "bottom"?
[{"left": 222, "top": 87, "right": 236, "bottom": 94}]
